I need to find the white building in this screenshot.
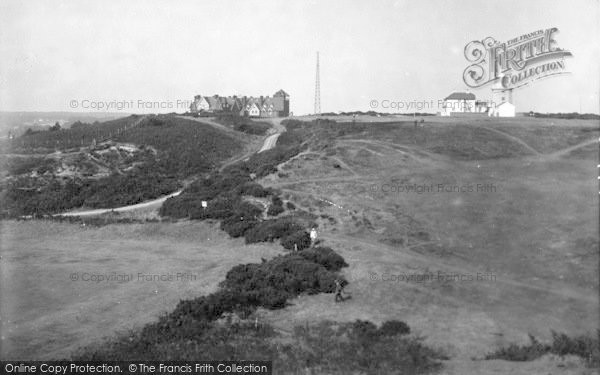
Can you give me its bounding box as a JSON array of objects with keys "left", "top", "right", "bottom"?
[
  {"left": 246, "top": 102, "right": 261, "bottom": 117},
  {"left": 190, "top": 95, "right": 210, "bottom": 112},
  {"left": 441, "top": 92, "right": 476, "bottom": 116},
  {"left": 489, "top": 87, "right": 515, "bottom": 117},
  {"left": 490, "top": 102, "right": 516, "bottom": 117}
]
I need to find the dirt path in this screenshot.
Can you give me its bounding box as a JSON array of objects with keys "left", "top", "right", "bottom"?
[
  {"left": 267, "top": 175, "right": 372, "bottom": 189},
  {"left": 482, "top": 127, "right": 597, "bottom": 160},
  {"left": 338, "top": 139, "right": 440, "bottom": 165},
  {"left": 258, "top": 133, "right": 281, "bottom": 153},
  {"left": 546, "top": 137, "right": 598, "bottom": 158},
  {"left": 57, "top": 190, "right": 183, "bottom": 217},
  {"left": 478, "top": 126, "right": 542, "bottom": 155},
  {"left": 56, "top": 118, "right": 286, "bottom": 217}
]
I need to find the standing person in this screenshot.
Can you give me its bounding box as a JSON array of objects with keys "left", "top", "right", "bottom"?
[
  {"left": 334, "top": 279, "right": 344, "bottom": 302},
  {"left": 309, "top": 227, "right": 318, "bottom": 247}
]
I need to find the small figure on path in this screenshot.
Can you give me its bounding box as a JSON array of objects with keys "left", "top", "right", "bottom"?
[{"left": 309, "top": 227, "right": 318, "bottom": 247}]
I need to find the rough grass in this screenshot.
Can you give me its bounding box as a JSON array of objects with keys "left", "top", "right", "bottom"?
[
  {"left": 485, "top": 331, "right": 600, "bottom": 367},
  {"left": 75, "top": 319, "right": 445, "bottom": 374}
]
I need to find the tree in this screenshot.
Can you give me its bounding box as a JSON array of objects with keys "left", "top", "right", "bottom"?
[{"left": 50, "top": 122, "right": 61, "bottom": 131}]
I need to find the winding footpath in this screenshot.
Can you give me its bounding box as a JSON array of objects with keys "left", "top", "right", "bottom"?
[{"left": 56, "top": 119, "right": 285, "bottom": 217}]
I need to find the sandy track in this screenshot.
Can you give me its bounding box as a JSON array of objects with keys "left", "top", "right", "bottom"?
[
  {"left": 57, "top": 190, "right": 183, "bottom": 217},
  {"left": 56, "top": 117, "right": 285, "bottom": 217}
]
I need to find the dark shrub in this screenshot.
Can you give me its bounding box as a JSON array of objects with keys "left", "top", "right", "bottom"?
[
  {"left": 485, "top": 334, "right": 551, "bottom": 361},
  {"left": 286, "top": 201, "right": 296, "bottom": 210},
  {"left": 351, "top": 320, "right": 380, "bottom": 340},
  {"left": 550, "top": 331, "right": 597, "bottom": 359},
  {"left": 223, "top": 254, "right": 345, "bottom": 299},
  {"left": 281, "top": 230, "right": 311, "bottom": 250},
  {"left": 244, "top": 217, "right": 305, "bottom": 244},
  {"left": 170, "top": 289, "right": 244, "bottom": 323},
  {"left": 190, "top": 196, "right": 237, "bottom": 220},
  {"left": 298, "top": 246, "right": 349, "bottom": 271},
  {"left": 267, "top": 203, "right": 284, "bottom": 216},
  {"left": 237, "top": 182, "right": 271, "bottom": 197},
  {"left": 241, "top": 287, "right": 289, "bottom": 309},
  {"left": 235, "top": 201, "right": 264, "bottom": 219},
  {"left": 272, "top": 195, "right": 283, "bottom": 206},
  {"left": 380, "top": 320, "right": 411, "bottom": 336},
  {"left": 221, "top": 216, "right": 259, "bottom": 238}
]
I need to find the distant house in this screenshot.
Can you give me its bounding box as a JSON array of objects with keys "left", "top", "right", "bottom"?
[
  {"left": 441, "top": 92, "right": 476, "bottom": 116},
  {"left": 490, "top": 101, "right": 516, "bottom": 117},
  {"left": 246, "top": 102, "right": 261, "bottom": 117},
  {"left": 190, "top": 95, "right": 210, "bottom": 112},
  {"left": 189, "top": 90, "right": 290, "bottom": 117},
  {"left": 206, "top": 95, "right": 223, "bottom": 112}
]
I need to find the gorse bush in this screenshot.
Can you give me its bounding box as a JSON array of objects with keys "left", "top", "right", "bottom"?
[
  {"left": 76, "top": 318, "right": 445, "bottom": 375},
  {"left": 223, "top": 254, "right": 344, "bottom": 298},
  {"left": 244, "top": 217, "right": 305, "bottom": 244},
  {"left": 236, "top": 182, "right": 272, "bottom": 197},
  {"left": 220, "top": 216, "right": 259, "bottom": 238},
  {"left": 266, "top": 203, "right": 284, "bottom": 216},
  {"left": 550, "top": 331, "right": 600, "bottom": 362},
  {"left": 2, "top": 114, "right": 244, "bottom": 217},
  {"left": 297, "top": 246, "right": 349, "bottom": 271},
  {"left": 486, "top": 331, "right": 600, "bottom": 366},
  {"left": 281, "top": 230, "right": 311, "bottom": 250},
  {"left": 380, "top": 320, "right": 411, "bottom": 336}
]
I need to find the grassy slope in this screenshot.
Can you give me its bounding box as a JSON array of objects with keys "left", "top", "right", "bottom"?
[
  {"left": 257, "top": 116, "right": 598, "bottom": 371},
  {"left": 0, "top": 115, "right": 253, "bottom": 216},
  {"left": 2, "top": 115, "right": 597, "bottom": 373}
]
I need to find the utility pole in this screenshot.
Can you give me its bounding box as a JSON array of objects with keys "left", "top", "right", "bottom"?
[{"left": 314, "top": 52, "right": 321, "bottom": 115}]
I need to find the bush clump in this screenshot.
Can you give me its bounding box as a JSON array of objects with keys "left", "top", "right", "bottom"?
[
  {"left": 223, "top": 254, "right": 343, "bottom": 299},
  {"left": 220, "top": 216, "right": 259, "bottom": 238},
  {"left": 237, "top": 182, "right": 272, "bottom": 197},
  {"left": 297, "top": 246, "right": 349, "bottom": 271},
  {"left": 281, "top": 230, "right": 311, "bottom": 251},
  {"left": 267, "top": 196, "right": 285, "bottom": 216},
  {"left": 485, "top": 331, "right": 600, "bottom": 366},
  {"left": 379, "top": 320, "right": 411, "bottom": 336},
  {"left": 244, "top": 217, "right": 305, "bottom": 244}
]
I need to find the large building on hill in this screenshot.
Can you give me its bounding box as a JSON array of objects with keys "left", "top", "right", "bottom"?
[
  {"left": 441, "top": 90, "right": 515, "bottom": 117},
  {"left": 190, "top": 90, "right": 290, "bottom": 117},
  {"left": 441, "top": 92, "right": 477, "bottom": 116}
]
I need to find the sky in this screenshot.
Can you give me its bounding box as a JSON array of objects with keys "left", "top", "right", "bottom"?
[{"left": 0, "top": 0, "right": 599, "bottom": 115}]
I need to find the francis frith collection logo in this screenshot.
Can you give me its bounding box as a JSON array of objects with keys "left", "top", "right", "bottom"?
[{"left": 463, "top": 27, "right": 573, "bottom": 89}]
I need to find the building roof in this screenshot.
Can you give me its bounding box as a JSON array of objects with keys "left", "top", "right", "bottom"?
[
  {"left": 206, "top": 96, "right": 222, "bottom": 110},
  {"left": 444, "top": 92, "right": 476, "bottom": 101},
  {"left": 274, "top": 89, "right": 289, "bottom": 97}
]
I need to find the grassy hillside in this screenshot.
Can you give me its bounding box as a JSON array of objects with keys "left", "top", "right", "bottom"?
[
  {"left": 0, "top": 115, "right": 246, "bottom": 217},
  {"left": 7, "top": 115, "right": 142, "bottom": 152}
]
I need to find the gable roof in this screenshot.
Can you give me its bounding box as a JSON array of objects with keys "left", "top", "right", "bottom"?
[
  {"left": 274, "top": 89, "right": 289, "bottom": 97},
  {"left": 206, "top": 96, "right": 222, "bottom": 110},
  {"left": 444, "top": 92, "right": 476, "bottom": 101}
]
